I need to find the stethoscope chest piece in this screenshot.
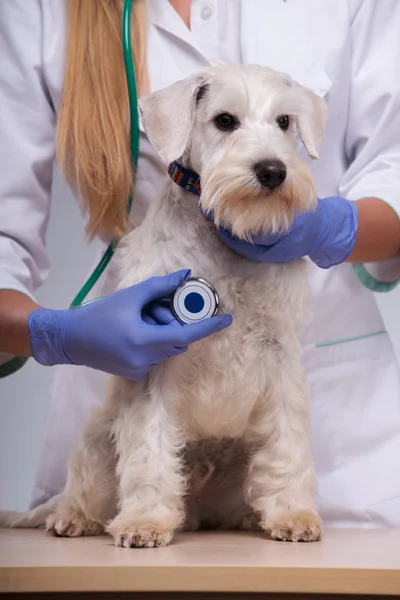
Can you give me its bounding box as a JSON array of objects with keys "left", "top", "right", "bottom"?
[{"left": 172, "top": 277, "right": 219, "bottom": 325}]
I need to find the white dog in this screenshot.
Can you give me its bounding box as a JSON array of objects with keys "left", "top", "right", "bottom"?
[{"left": 1, "top": 64, "right": 326, "bottom": 547}]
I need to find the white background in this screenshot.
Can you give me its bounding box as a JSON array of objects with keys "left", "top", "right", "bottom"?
[{"left": 0, "top": 174, "right": 399, "bottom": 510}]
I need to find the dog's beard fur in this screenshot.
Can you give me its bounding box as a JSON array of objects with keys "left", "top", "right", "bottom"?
[{"left": 200, "top": 148, "right": 317, "bottom": 239}]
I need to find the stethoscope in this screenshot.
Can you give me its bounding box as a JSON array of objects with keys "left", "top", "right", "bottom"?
[{"left": 71, "top": 0, "right": 219, "bottom": 325}]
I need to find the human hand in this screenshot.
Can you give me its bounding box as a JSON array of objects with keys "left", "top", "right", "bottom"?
[
  {"left": 28, "top": 270, "right": 232, "bottom": 380},
  {"left": 206, "top": 197, "right": 358, "bottom": 268}
]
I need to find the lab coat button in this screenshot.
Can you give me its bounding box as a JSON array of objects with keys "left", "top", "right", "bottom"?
[{"left": 201, "top": 6, "right": 212, "bottom": 20}]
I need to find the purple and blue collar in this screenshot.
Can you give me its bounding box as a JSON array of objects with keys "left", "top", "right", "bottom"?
[{"left": 168, "top": 161, "right": 201, "bottom": 196}]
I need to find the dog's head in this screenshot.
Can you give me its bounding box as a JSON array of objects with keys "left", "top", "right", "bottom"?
[{"left": 139, "top": 64, "right": 326, "bottom": 237}]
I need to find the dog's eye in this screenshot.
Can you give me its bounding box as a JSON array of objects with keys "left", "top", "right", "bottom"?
[
  {"left": 214, "top": 113, "right": 239, "bottom": 131},
  {"left": 276, "top": 115, "right": 290, "bottom": 131}
]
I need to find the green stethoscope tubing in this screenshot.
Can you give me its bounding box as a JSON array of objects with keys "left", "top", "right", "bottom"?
[{"left": 0, "top": 0, "right": 138, "bottom": 378}]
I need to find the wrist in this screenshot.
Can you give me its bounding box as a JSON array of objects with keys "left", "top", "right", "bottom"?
[
  {"left": 28, "top": 307, "right": 74, "bottom": 367},
  {"left": 308, "top": 197, "right": 358, "bottom": 268}
]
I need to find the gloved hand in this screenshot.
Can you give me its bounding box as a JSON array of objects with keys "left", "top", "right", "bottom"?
[
  {"left": 208, "top": 197, "right": 358, "bottom": 268},
  {"left": 28, "top": 270, "right": 232, "bottom": 381}
]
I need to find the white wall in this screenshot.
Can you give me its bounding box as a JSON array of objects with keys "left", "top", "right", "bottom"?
[{"left": 0, "top": 173, "right": 399, "bottom": 511}]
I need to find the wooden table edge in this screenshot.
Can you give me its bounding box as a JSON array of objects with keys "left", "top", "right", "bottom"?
[{"left": 1, "top": 565, "right": 399, "bottom": 595}]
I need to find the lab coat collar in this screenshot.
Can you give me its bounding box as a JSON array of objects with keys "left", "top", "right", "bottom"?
[{"left": 146, "top": 0, "right": 211, "bottom": 66}]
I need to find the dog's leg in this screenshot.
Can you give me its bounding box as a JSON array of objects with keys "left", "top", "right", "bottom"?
[
  {"left": 245, "top": 348, "right": 322, "bottom": 542},
  {"left": 107, "top": 376, "right": 186, "bottom": 548},
  {"left": 46, "top": 403, "right": 118, "bottom": 537}
]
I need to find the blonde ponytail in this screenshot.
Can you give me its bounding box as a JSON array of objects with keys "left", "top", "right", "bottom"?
[{"left": 57, "top": 0, "right": 148, "bottom": 240}]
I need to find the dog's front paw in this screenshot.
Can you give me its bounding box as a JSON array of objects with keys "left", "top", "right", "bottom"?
[
  {"left": 107, "top": 509, "right": 180, "bottom": 548},
  {"left": 263, "top": 510, "right": 322, "bottom": 542},
  {"left": 111, "top": 526, "right": 173, "bottom": 548},
  {"left": 46, "top": 510, "right": 104, "bottom": 537}
]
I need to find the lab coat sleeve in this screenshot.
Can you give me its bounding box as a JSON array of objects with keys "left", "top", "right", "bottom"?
[
  {"left": 0, "top": 1, "right": 55, "bottom": 367},
  {"left": 339, "top": 0, "right": 400, "bottom": 290},
  {"left": 0, "top": 0, "right": 55, "bottom": 301}
]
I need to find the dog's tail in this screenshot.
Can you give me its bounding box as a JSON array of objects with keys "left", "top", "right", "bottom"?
[{"left": 0, "top": 494, "right": 61, "bottom": 529}]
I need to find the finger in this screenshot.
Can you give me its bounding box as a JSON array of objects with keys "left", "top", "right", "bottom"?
[
  {"left": 215, "top": 227, "right": 297, "bottom": 262},
  {"left": 250, "top": 230, "right": 287, "bottom": 246},
  {"left": 142, "top": 312, "right": 158, "bottom": 325},
  {"left": 169, "top": 345, "right": 188, "bottom": 356},
  {"left": 126, "top": 366, "right": 151, "bottom": 381},
  {"left": 159, "top": 314, "right": 233, "bottom": 346},
  {"left": 216, "top": 227, "right": 284, "bottom": 249},
  {"left": 146, "top": 301, "right": 177, "bottom": 326},
  {"left": 215, "top": 229, "right": 267, "bottom": 261},
  {"left": 136, "top": 270, "right": 192, "bottom": 306}
]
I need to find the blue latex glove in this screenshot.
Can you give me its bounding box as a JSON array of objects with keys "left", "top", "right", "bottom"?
[
  {"left": 28, "top": 270, "right": 232, "bottom": 381},
  {"left": 208, "top": 197, "right": 358, "bottom": 269}
]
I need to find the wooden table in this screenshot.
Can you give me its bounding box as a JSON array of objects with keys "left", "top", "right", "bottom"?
[{"left": 0, "top": 528, "right": 399, "bottom": 597}]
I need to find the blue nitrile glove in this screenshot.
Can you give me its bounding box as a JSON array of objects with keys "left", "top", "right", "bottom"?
[
  {"left": 28, "top": 270, "right": 232, "bottom": 381},
  {"left": 207, "top": 197, "right": 358, "bottom": 269}
]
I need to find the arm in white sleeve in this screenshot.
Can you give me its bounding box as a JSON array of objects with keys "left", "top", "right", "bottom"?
[
  {"left": 339, "top": 0, "right": 400, "bottom": 290},
  {"left": 0, "top": 0, "right": 55, "bottom": 298},
  {"left": 0, "top": 0, "right": 55, "bottom": 365}
]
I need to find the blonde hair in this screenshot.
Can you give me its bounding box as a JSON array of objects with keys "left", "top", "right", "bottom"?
[{"left": 57, "top": 0, "right": 148, "bottom": 240}]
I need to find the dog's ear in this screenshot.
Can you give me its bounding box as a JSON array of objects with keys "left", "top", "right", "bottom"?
[
  {"left": 295, "top": 87, "right": 326, "bottom": 159},
  {"left": 138, "top": 75, "right": 207, "bottom": 164}
]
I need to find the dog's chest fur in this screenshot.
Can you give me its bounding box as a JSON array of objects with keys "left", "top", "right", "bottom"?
[{"left": 118, "top": 183, "right": 309, "bottom": 440}]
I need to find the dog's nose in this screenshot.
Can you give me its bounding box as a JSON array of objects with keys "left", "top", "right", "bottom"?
[{"left": 253, "top": 160, "right": 287, "bottom": 189}]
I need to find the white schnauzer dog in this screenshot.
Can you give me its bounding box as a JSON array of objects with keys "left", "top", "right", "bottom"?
[{"left": 1, "top": 64, "right": 326, "bottom": 547}]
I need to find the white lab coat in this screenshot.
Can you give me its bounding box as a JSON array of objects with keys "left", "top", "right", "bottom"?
[{"left": 1, "top": 0, "right": 400, "bottom": 527}]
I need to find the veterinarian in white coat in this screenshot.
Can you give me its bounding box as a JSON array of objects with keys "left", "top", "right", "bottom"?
[{"left": 1, "top": 0, "right": 400, "bottom": 528}]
